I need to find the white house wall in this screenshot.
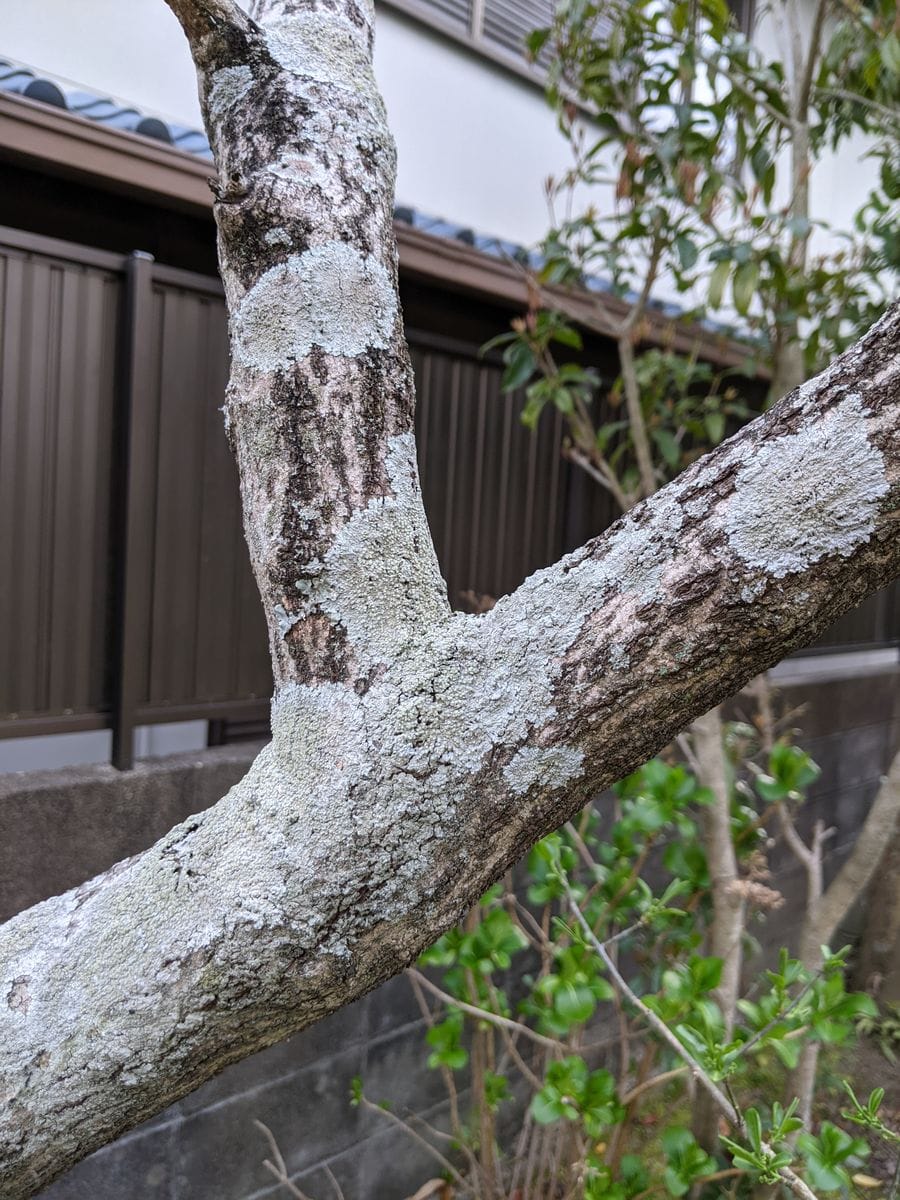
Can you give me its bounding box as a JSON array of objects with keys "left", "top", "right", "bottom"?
[{"left": 0, "top": 0, "right": 575, "bottom": 247}]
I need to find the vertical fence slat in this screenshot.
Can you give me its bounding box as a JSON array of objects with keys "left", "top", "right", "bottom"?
[{"left": 111, "top": 252, "right": 156, "bottom": 771}]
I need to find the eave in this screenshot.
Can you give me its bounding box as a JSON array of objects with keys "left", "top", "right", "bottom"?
[{"left": 0, "top": 89, "right": 766, "bottom": 375}]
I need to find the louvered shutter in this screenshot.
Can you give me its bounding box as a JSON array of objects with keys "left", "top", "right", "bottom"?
[
  {"left": 416, "top": 0, "right": 473, "bottom": 34},
  {"left": 482, "top": 0, "right": 554, "bottom": 61}
]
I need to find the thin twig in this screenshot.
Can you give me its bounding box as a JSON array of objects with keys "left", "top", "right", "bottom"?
[
  {"left": 812, "top": 86, "right": 900, "bottom": 128},
  {"left": 254, "top": 1120, "right": 317, "bottom": 1200},
  {"left": 561, "top": 885, "right": 823, "bottom": 1200},
  {"left": 561, "top": 886, "right": 740, "bottom": 1122},
  {"left": 358, "top": 1095, "right": 469, "bottom": 1192},
  {"left": 798, "top": 0, "right": 828, "bottom": 115},
  {"left": 621, "top": 1065, "right": 688, "bottom": 1105},
  {"left": 568, "top": 445, "right": 631, "bottom": 507},
  {"left": 406, "top": 969, "right": 561, "bottom": 1051},
  {"left": 407, "top": 970, "right": 480, "bottom": 1188},
  {"left": 324, "top": 1164, "right": 346, "bottom": 1200}
]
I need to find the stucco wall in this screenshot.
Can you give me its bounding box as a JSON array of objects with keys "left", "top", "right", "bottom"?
[{"left": 0, "top": 1, "right": 575, "bottom": 247}]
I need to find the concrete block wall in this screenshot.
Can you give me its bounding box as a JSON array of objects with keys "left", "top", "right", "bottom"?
[{"left": 1, "top": 656, "right": 896, "bottom": 1200}]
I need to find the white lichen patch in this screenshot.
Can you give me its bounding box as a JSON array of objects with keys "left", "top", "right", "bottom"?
[
  {"left": 273, "top": 603, "right": 300, "bottom": 638},
  {"left": 609, "top": 642, "right": 631, "bottom": 671},
  {"left": 598, "top": 491, "right": 685, "bottom": 601},
  {"left": 207, "top": 64, "right": 254, "bottom": 126},
  {"left": 722, "top": 392, "right": 888, "bottom": 578},
  {"left": 293, "top": 432, "right": 448, "bottom": 667},
  {"left": 258, "top": 108, "right": 395, "bottom": 212},
  {"left": 263, "top": 227, "right": 292, "bottom": 248},
  {"left": 265, "top": 12, "right": 379, "bottom": 103},
  {"left": 232, "top": 242, "right": 397, "bottom": 370},
  {"left": 503, "top": 746, "right": 585, "bottom": 796}
]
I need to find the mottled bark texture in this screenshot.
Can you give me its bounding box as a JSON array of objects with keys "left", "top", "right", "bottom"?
[{"left": 1, "top": 2, "right": 900, "bottom": 1194}]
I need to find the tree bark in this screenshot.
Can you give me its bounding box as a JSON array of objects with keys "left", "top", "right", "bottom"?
[{"left": 1, "top": 2, "right": 900, "bottom": 1194}]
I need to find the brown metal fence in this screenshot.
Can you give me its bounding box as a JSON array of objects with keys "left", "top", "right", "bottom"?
[{"left": 0, "top": 224, "right": 896, "bottom": 767}]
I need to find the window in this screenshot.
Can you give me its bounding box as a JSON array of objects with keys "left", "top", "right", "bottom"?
[
  {"left": 382, "top": 1, "right": 756, "bottom": 78},
  {"left": 727, "top": 0, "right": 755, "bottom": 36},
  {"left": 380, "top": 0, "right": 555, "bottom": 76}
]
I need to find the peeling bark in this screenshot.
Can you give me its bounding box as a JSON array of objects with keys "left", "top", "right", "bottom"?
[{"left": 1, "top": 2, "right": 899, "bottom": 1194}]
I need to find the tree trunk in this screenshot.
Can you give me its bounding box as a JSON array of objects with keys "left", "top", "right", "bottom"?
[
  {"left": 1, "top": 2, "right": 899, "bottom": 1194},
  {"left": 790, "top": 750, "right": 900, "bottom": 1124},
  {"left": 691, "top": 707, "right": 745, "bottom": 1151}
]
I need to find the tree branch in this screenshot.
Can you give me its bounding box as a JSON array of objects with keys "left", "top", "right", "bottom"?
[
  {"left": 802, "top": 748, "right": 900, "bottom": 963},
  {"left": 163, "top": 0, "right": 251, "bottom": 43},
  {"left": 1, "top": 1, "right": 899, "bottom": 1193},
  {"left": 561, "top": 886, "right": 821, "bottom": 1200},
  {"left": 798, "top": 0, "right": 829, "bottom": 117}
]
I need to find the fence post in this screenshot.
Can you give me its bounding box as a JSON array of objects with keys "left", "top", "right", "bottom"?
[{"left": 111, "top": 251, "right": 155, "bottom": 771}]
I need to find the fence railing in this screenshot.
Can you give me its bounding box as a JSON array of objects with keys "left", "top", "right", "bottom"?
[{"left": 0, "top": 224, "right": 895, "bottom": 767}]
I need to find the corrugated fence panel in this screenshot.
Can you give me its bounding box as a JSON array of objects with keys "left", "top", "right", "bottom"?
[
  {"left": 804, "top": 582, "right": 898, "bottom": 652},
  {"left": 141, "top": 278, "right": 271, "bottom": 713},
  {"left": 411, "top": 339, "right": 571, "bottom": 606},
  {"left": 0, "top": 224, "right": 896, "bottom": 753},
  {"left": 0, "top": 240, "right": 120, "bottom": 721}
]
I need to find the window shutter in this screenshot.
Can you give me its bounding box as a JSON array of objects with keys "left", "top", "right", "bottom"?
[
  {"left": 426, "top": 0, "right": 472, "bottom": 32},
  {"left": 482, "top": 0, "right": 555, "bottom": 61}
]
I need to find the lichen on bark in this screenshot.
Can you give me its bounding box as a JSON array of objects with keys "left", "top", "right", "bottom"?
[
  {"left": 721, "top": 391, "right": 888, "bottom": 576},
  {"left": 0, "top": 0, "right": 899, "bottom": 1194}
]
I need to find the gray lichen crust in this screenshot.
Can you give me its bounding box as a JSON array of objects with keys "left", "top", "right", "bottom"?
[
  {"left": 503, "top": 746, "right": 587, "bottom": 796},
  {"left": 208, "top": 64, "right": 254, "bottom": 124},
  {"left": 233, "top": 243, "right": 398, "bottom": 369},
  {"left": 722, "top": 392, "right": 888, "bottom": 577},
  {"left": 292, "top": 433, "right": 448, "bottom": 667},
  {"left": 265, "top": 12, "right": 379, "bottom": 102}
]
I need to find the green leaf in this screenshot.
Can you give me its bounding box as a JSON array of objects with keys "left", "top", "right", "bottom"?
[
  {"left": 551, "top": 324, "right": 584, "bottom": 350},
  {"left": 708, "top": 259, "right": 731, "bottom": 309},
  {"left": 502, "top": 342, "right": 536, "bottom": 391},
  {"left": 526, "top": 27, "right": 551, "bottom": 59},
  {"left": 530, "top": 1089, "right": 566, "bottom": 1125},
  {"left": 553, "top": 386, "right": 575, "bottom": 415},
  {"left": 675, "top": 235, "right": 699, "bottom": 271},
  {"left": 704, "top": 411, "right": 726, "bottom": 445},
  {"left": 771, "top": 1037, "right": 802, "bottom": 1069},
  {"left": 880, "top": 32, "right": 900, "bottom": 75},
  {"left": 652, "top": 428, "right": 681, "bottom": 469},
  {"left": 555, "top": 982, "right": 596, "bottom": 1024},
  {"left": 732, "top": 260, "right": 759, "bottom": 316}
]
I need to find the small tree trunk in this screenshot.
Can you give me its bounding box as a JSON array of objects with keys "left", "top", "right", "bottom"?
[
  {"left": 789, "top": 752, "right": 900, "bottom": 1124},
  {"left": 691, "top": 708, "right": 745, "bottom": 1151}
]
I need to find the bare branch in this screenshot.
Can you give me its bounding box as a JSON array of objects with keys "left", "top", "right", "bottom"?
[
  {"left": 356, "top": 1094, "right": 468, "bottom": 1192},
  {"left": 254, "top": 1121, "right": 318, "bottom": 1200},
  {"left": 798, "top": 0, "right": 829, "bottom": 116},
  {"left": 405, "top": 969, "right": 562, "bottom": 1052},
  {"left": 162, "top": 0, "right": 250, "bottom": 43},
  {"left": 803, "top": 749, "right": 900, "bottom": 962}
]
